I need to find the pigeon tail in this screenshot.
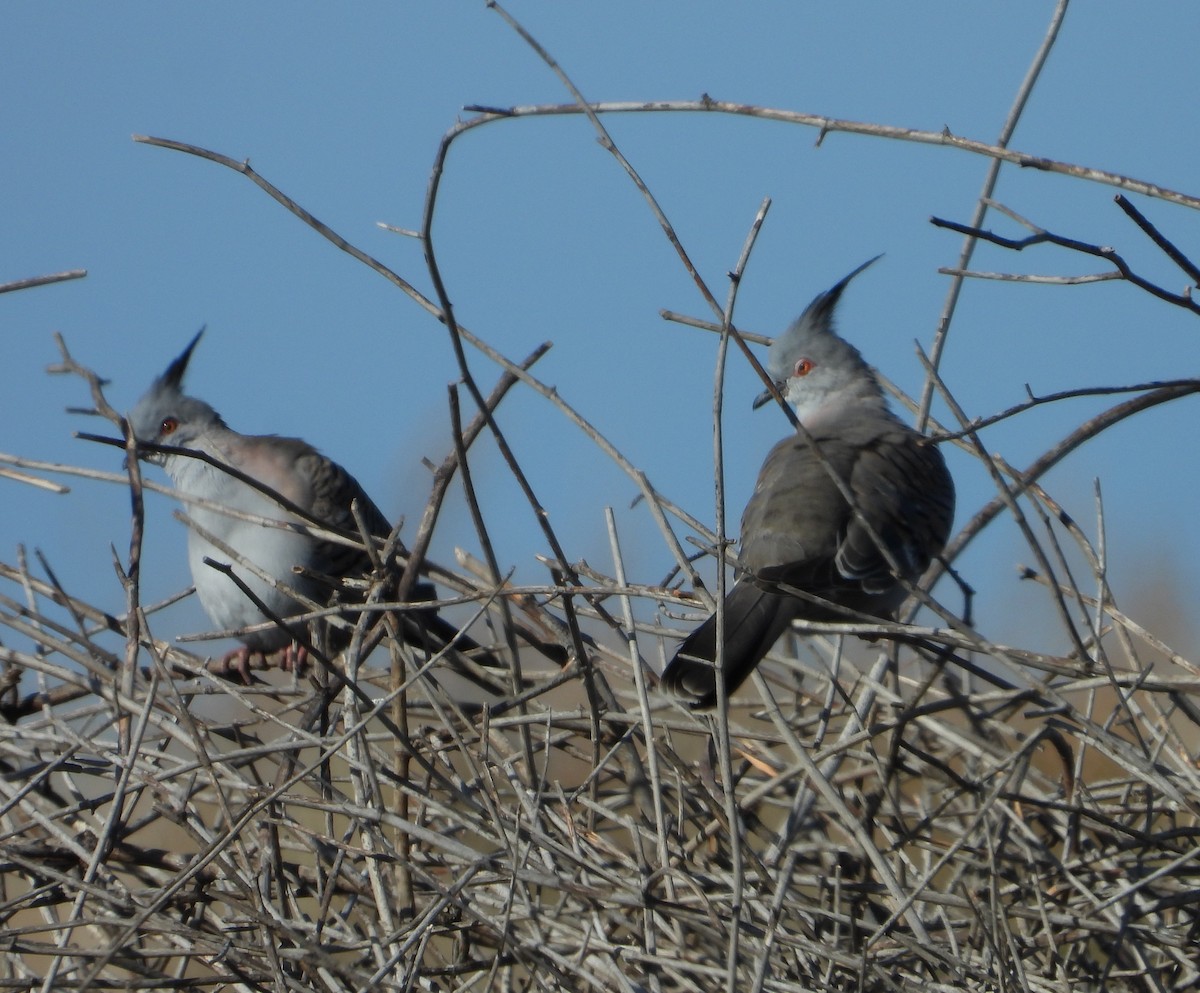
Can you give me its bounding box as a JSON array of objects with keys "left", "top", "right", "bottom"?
[{"left": 661, "top": 582, "right": 797, "bottom": 709}]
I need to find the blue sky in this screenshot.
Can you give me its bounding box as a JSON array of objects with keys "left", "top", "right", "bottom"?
[{"left": 4, "top": 4, "right": 1198, "bottom": 668}]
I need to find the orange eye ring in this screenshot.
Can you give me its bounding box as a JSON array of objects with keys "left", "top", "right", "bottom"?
[
  {"left": 160, "top": 417, "right": 179, "bottom": 436},
  {"left": 793, "top": 358, "right": 814, "bottom": 377}
]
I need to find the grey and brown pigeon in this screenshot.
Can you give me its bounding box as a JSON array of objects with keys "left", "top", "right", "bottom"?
[
  {"left": 660, "top": 261, "right": 955, "bottom": 708},
  {"left": 127, "top": 331, "right": 496, "bottom": 679}
]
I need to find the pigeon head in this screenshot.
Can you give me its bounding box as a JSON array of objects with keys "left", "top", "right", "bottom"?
[
  {"left": 753, "top": 256, "right": 887, "bottom": 423},
  {"left": 127, "top": 329, "right": 226, "bottom": 464}
]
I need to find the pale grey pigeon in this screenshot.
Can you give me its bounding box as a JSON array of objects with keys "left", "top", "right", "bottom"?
[
  {"left": 661, "top": 260, "right": 956, "bottom": 708},
  {"left": 127, "top": 331, "right": 498, "bottom": 680}
]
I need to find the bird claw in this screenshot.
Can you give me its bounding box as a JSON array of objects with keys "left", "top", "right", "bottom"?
[
  {"left": 280, "top": 642, "right": 309, "bottom": 674},
  {"left": 206, "top": 641, "right": 307, "bottom": 683},
  {"left": 207, "top": 645, "right": 262, "bottom": 684}
]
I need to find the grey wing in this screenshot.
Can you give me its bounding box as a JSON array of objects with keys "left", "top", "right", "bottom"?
[
  {"left": 736, "top": 434, "right": 852, "bottom": 592},
  {"left": 295, "top": 447, "right": 395, "bottom": 581},
  {"left": 834, "top": 429, "right": 955, "bottom": 593}
]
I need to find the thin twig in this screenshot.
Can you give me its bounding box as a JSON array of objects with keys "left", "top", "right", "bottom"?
[
  {"left": 930, "top": 204, "right": 1200, "bottom": 314},
  {"left": 918, "top": 0, "right": 1071, "bottom": 430},
  {"left": 0, "top": 269, "right": 86, "bottom": 294}
]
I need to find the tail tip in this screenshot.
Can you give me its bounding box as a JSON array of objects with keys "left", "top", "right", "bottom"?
[{"left": 660, "top": 657, "right": 719, "bottom": 710}]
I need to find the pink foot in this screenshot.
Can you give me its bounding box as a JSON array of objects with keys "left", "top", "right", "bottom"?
[
  {"left": 208, "top": 645, "right": 262, "bottom": 684},
  {"left": 280, "top": 642, "right": 309, "bottom": 673}
]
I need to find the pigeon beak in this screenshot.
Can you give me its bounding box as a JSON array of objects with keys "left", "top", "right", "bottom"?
[{"left": 752, "top": 382, "right": 784, "bottom": 410}]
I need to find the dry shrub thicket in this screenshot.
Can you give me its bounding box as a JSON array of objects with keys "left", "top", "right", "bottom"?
[{"left": 3, "top": 9, "right": 1200, "bottom": 993}]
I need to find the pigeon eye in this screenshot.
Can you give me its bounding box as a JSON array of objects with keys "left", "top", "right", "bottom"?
[
  {"left": 793, "top": 358, "right": 814, "bottom": 377},
  {"left": 160, "top": 417, "right": 179, "bottom": 437}
]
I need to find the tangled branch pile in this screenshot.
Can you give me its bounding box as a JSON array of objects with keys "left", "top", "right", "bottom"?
[
  {"left": 2, "top": 343, "right": 1199, "bottom": 992},
  {"left": 4, "top": 8, "right": 1200, "bottom": 990}
]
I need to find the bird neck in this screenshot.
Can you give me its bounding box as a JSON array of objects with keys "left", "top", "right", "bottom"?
[
  {"left": 162, "top": 449, "right": 230, "bottom": 498},
  {"left": 793, "top": 379, "right": 891, "bottom": 429},
  {"left": 159, "top": 425, "right": 240, "bottom": 498}
]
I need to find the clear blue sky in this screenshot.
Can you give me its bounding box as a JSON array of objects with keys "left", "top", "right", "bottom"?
[{"left": 4, "top": 3, "right": 1198, "bottom": 667}]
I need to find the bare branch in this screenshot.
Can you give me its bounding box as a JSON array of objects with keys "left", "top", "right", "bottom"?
[
  {"left": 0, "top": 269, "right": 87, "bottom": 294},
  {"left": 931, "top": 197, "right": 1200, "bottom": 314}
]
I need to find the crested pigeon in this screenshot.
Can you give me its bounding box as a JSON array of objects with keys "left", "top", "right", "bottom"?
[
  {"left": 661, "top": 260, "right": 956, "bottom": 708},
  {"left": 127, "top": 331, "right": 495, "bottom": 680}
]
